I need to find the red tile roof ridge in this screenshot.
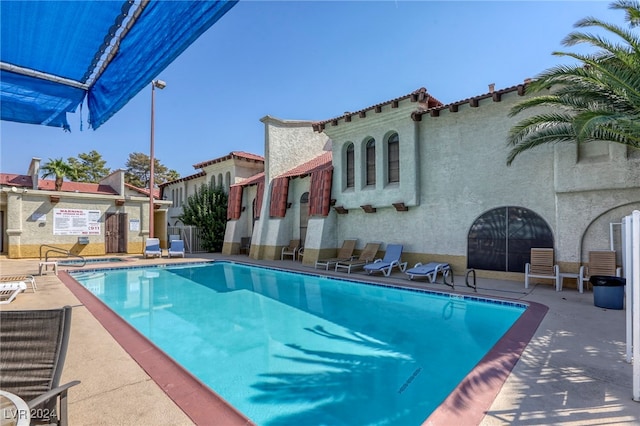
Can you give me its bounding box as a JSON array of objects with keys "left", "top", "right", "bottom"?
[
  {"left": 312, "top": 87, "right": 443, "bottom": 130},
  {"left": 192, "top": 151, "right": 264, "bottom": 169}
]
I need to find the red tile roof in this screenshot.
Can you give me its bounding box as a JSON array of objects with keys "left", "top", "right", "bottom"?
[
  {"left": 158, "top": 171, "right": 206, "bottom": 188},
  {"left": 1, "top": 173, "right": 120, "bottom": 195},
  {"left": 125, "top": 183, "right": 160, "bottom": 198},
  {"left": 1, "top": 173, "right": 33, "bottom": 188},
  {"left": 277, "top": 151, "right": 332, "bottom": 179},
  {"left": 37, "top": 179, "right": 119, "bottom": 194},
  {"left": 192, "top": 151, "right": 264, "bottom": 169},
  {"left": 411, "top": 81, "right": 530, "bottom": 120},
  {"left": 312, "top": 87, "right": 443, "bottom": 131},
  {"left": 231, "top": 172, "right": 264, "bottom": 187}
]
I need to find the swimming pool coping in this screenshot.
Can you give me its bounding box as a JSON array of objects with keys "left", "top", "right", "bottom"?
[{"left": 61, "top": 260, "right": 548, "bottom": 425}]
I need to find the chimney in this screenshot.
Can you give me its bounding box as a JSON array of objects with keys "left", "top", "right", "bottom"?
[
  {"left": 488, "top": 83, "right": 495, "bottom": 93},
  {"left": 27, "top": 157, "right": 41, "bottom": 190}
]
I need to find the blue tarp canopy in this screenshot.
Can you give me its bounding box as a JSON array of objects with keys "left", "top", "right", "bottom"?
[{"left": 1, "top": 0, "right": 237, "bottom": 130}]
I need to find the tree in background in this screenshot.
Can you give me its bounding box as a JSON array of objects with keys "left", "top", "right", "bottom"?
[
  {"left": 67, "top": 150, "right": 111, "bottom": 183},
  {"left": 40, "top": 158, "right": 77, "bottom": 191},
  {"left": 179, "top": 183, "right": 228, "bottom": 252},
  {"left": 125, "top": 152, "right": 180, "bottom": 189},
  {"left": 507, "top": 0, "right": 640, "bottom": 165}
]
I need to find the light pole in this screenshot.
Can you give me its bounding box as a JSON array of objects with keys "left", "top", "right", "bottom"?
[{"left": 149, "top": 79, "right": 166, "bottom": 239}]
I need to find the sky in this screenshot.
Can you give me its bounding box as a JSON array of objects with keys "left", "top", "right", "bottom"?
[{"left": 0, "top": 1, "right": 627, "bottom": 179}]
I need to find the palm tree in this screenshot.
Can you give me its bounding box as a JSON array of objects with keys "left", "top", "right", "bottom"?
[
  {"left": 41, "top": 158, "right": 76, "bottom": 191},
  {"left": 507, "top": 0, "right": 640, "bottom": 165}
]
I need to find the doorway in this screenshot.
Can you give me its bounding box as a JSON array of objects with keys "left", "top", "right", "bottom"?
[{"left": 105, "top": 213, "right": 128, "bottom": 253}]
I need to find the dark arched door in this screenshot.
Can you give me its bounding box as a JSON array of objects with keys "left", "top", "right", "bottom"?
[{"left": 467, "top": 206, "right": 554, "bottom": 272}]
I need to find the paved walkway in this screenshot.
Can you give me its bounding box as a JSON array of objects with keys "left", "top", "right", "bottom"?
[{"left": 1, "top": 254, "right": 638, "bottom": 425}]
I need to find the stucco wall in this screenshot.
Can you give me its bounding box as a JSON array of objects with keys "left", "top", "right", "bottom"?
[
  {"left": 2, "top": 189, "right": 148, "bottom": 258},
  {"left": 322, "top": 89, "right": 640, "bottom": 276}
]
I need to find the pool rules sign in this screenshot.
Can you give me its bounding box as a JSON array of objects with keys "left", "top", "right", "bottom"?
[{"left": 53, "top": 208, "right": 101, "bottom": 235}]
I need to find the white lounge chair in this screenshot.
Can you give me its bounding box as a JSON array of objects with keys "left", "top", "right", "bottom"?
[
  {"left": 144, "top": 238, "right": 162, "bottom": 258},
  {"left": 168, "top": 240, "right": 185, "bottom": 258},
  {"left": 0, "top": 282, "right": 27, "bottom": 304},
  {"left": 363, "top": 244, "right": 407, "bottom": 276},
  {"left": 1, "top": 274, "right": 37, "bottom": 292},
  {"left": 405, "top": 262, "right": 451, "bottom": 282}
]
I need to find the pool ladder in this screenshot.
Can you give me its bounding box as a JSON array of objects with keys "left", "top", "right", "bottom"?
[
  {"left": 39, "top": 244, "right": 86, "bottom": 267},
  {"left": 465, "top": 269, "right": 478, "bottom": 292}
]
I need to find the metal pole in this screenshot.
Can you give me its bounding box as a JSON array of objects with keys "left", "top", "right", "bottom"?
[{"left": 149, "top": 83, "right": 156, "bottom": 238}]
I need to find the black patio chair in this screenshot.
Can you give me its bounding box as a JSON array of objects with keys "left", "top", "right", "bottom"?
[{"left": 0, "top": 305, "right": 80, "bottom": 426}]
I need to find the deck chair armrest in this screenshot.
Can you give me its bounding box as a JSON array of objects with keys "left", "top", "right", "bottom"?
[
  {"left": 413, "top": 262, "right": 423, "bottom": 268},
  {"left": 525, "top": 262, "right": 531, "bottom": 274},
  {"left": 28, "top": 380, "right": 81, "bottom": 409},
  {"left": 616, "top": 266, "right": 622, "bottom": 277},
  {"left": 373, "top": 258, "right": 382, "bottom": 263},
  {"left": 398, "top": 261, "right": 408, "bottom": 272}
]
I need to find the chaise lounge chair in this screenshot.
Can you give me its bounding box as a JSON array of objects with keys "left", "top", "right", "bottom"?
[
  {"left": 0, "top": 281, "right": 27, "bottom": 304},
  {"left": 281, "top": 239, "right": 301, "bottom": 261},
  {"left": 168, "top": 239, "right": 185, "bottom": 258},
  {"left": 335, "top": 242, "right": 381, "bottom": 274},
  {"left": 315, "top": 239, "right": 357, "bottom": 270},
  {"left": 579, "top": 250, "right": 622, "bottom": 293},
  {"left": 0, "top": 306, "right": 81, "bottom": 426},
  {"left": 144, "top": 238, "right": 162, "bottom": 258},
  {"left": 363, "top": 244, "right": 407, "bottom": 276},
  {"left": 1, "top": 274, "right": 37, "bottom": 292},
  {"left": 405, "top": 262, "right": 452, "bottom": 283},
  {"left": 524, "top": 248, "right": 559, "bottom": 290}
]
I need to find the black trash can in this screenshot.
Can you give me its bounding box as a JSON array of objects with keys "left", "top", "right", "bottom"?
[{"left": 590, "top": 275, "right": 626, "bottom": 310}]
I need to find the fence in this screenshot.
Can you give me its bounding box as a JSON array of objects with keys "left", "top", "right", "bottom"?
[{"left": 167, "top": 226, "right": 207, "bottom": 253}]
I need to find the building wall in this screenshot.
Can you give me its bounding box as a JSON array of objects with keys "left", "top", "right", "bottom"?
[
  {"left": 322, "top": 89, "right": 640, "bottom": 279},
  {"left": 1, "top": 190, "right": 151, "bottom": 258},
  {"left": 163, "top": 157, "right": 264, "bottom": 227},
  {"left": 228, "top": 117, "right": 330, "bottom": 260}
]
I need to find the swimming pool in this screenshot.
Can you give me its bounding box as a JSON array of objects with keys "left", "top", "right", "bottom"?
[{"left": 70, "top": 261, "right": 527, "bottom": 425}]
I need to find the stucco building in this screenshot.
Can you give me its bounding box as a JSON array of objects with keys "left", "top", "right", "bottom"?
[
  {"left": 0, "top": 158, "right": 170, "bottom": 258},
  {"left": 224, "top": 81, "right": 640, "bottom": 283}
]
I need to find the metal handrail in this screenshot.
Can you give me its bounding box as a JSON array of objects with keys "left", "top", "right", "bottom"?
[
  {"left": 39, "top": 244, "right": 86, "bottom": 267},
  {"left": 465, "top": 268, "right": 477, "bottom": 292}
]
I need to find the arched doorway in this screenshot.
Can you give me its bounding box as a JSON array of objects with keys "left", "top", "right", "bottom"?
[{"left": 467, "top": 206, "right": 554, "bottom": 272}]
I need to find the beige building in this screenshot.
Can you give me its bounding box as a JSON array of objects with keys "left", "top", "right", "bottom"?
[
  {"left": 160, "top": 151, "right": 264, "bottom": 228},
  {"left": 0, "top": 158, "right": 170, "bottom": 258},
  {"left": 224, "top": 82, "right": 640, "bottom": 282}
]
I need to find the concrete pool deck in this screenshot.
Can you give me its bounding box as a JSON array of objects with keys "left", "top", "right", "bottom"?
[{"left": 1, "top": 254, "right": 638, "bottom": 425}]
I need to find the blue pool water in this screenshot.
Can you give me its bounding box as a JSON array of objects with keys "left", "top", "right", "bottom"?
[{"left": 72, "top": 262, "right": 525, "bottom": 425}]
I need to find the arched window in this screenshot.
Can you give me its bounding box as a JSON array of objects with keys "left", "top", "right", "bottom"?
[
  {"left": 345, "top": 143, "right": 354, "bottom": 189},
  {"left": 365, "top": 138, "right": 376, "bottom": 186},
  {"left": 225, "top": 172, "right": 231, "bottom": 193},
  {"left": 387, "top": 133, "right": 399, "bottom": 183},
  {"left": 210, "top": 175, "right": 216, "bottom": 187},
  {"left": 217, "top": 173, "right": 223, "bottom": 189},
  {"left": 467, "top": 206, "right": 554, "bottom": 272}
]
